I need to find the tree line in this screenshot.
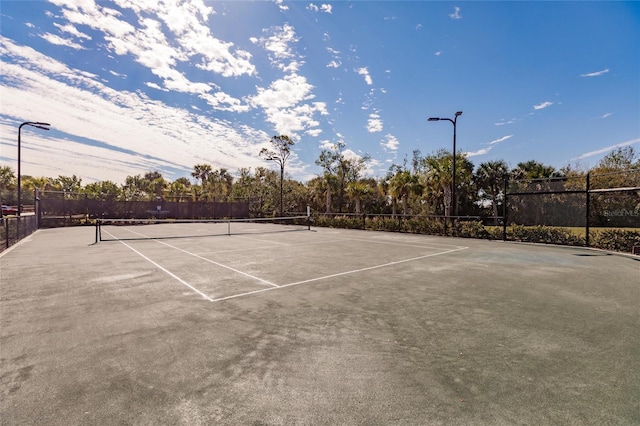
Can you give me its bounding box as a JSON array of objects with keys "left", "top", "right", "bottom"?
[{"left": 1, "top": 136, "right": 638, "bottom": 221}]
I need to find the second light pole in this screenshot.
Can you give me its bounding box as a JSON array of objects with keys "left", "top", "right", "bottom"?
[
  {"left": 18, "top": 121, "right": 51, "bottom": 215},
  {"left": 428, "top": 111, "right": 462, "bottom": 219}
]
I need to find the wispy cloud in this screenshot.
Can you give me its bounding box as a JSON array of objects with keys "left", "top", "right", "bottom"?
[
  {"left": 40, "top": 33, "right": 85, "bottom": 50},
  {"left": 599, "top": 112, "right": 613, "bottom": 119},
  {"left": 573, "top": 138, "right": 640, "bottom": 160},
  {"left": 580, "top": 68, "right": 609, "bottom": 77},
  {"left": 494, "top": 118, "right": 515, "bottom": 126},
  {"left": 490, "top": 135, "right": 513, "bottom": 145},
  {"left": 465, "top": 135, "right": 513, "bottom": 157},
  {"left": 449, "top": 6, "right": 462, "bottom": 19},
  {"left": 533, "top": 101, "right": 553, "bottom": 110}
]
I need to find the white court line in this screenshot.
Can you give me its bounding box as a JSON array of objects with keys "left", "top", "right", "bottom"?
[
  {"left": 116, "top": 226, "right": 278, "bottom": 288},
  {"left": 153, "top": 239, "right": 279, "bottom": 287},
  {"left": 345, "top": 235, "right": 468, "bottom": 250},
  {"left": 102, "top": 229, "right": 214, "bottom": 302},
  {"left": 209, "top": 246, "right": 468, "bottom": 303},
  {"left": 193, "top": 237, "right": 348, "bottom": 256}
]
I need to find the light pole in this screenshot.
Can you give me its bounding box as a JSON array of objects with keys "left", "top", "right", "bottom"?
[
  {"left": 428, "top": 111, "right": 462, "bottom": 219},
  {"left": 18, "top": 121, "right": 50, "bottom": 215}
]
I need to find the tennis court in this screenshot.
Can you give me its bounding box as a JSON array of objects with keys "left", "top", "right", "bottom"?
[{"left": 1, "top": 223, "right": 638, "bottom": 425}]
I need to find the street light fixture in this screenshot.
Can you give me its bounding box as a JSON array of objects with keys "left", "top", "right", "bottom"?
[
  {"left": 427, "top": 111, "right": 463, "bottom": 219},
  {"left": 18, "top": 121, "right": 50, "bottom": 216}
]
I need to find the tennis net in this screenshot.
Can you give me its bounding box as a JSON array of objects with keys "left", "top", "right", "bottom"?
[{"left": 95, "top": 215, "right": 311, "bottom": 243}]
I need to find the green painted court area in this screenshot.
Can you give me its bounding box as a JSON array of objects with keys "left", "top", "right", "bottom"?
[{"left": 1, "top": 225, "right": 638, "bottom": 425}]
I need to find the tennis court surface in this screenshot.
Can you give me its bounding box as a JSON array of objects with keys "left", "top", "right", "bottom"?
[{"left": 1, "top": 224, "right": 638, "bottom": 425}]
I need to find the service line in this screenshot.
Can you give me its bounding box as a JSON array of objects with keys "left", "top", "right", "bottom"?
[
  {"left": 120, "top": 226, "right": 278, "bottom": 288},
  {"left": 102, "top": 229, "right": 214, "bottom": 301},
  {"left": 209, "top": 246, "right": 468, "bottom": 303}
]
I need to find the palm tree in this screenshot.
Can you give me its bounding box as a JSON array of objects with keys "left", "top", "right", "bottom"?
[
  {"left": 346, "top": 180, "right": 370, "bottom": 214},
  {"left": 388, "top": 168, "right": 423, "bottom": 216},
  {"left": 422, "top": 152, "right": 454, "bottom": 217},
  {"left": 192, "top": 164, "right": 212, "bottom": 186}
]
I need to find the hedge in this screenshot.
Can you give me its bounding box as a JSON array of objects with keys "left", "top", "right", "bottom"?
[{"left": 312, "top": 215, "right": 640, "bottom": 254}]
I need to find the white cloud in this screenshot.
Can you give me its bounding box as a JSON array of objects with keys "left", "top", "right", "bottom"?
[
  {"left": 495, "top": 118, "right": 515, "bottom": 126},
  {"left": 356, "top": 67, "right": 373, "bottom": 85},
  {"left": 580, "top": 68, "right": 609, "bottom": 77},
  {"left": 144, "top": 81, "right": 168, "bottom": 91},
  {"left": 449, "top": 6, "right": 461, "bottom": 19},
  {"left": 53, "top": 22, "right": 91, "bottom": 40},
  {"left": 599, "top": 112, "right": 613, "bottom": 119},
  {"left": 39, "top": 33, "right": 85, "bottom": 50},
  {"left": 434, "top": 51, "right": 441, "bottom": 56},
  {"left": 489, "top": 135, "right": 513, "bottom": 145},
  {"left": 275, "top": 0, "right": 289, "bottom": 11},
  {"left": 367, "top": 113, "right": 383, "bottom": 133},
  {"left": 533, "top": 101, "right": 553, "bottom": 110},
  {"left": 49, "top": 0, "right": 255, "bottom": 92},
  {"left": 0, "top": 36, "right": 269, "bottom": 183},
  {"left": 321, "top": 4, "right": 332, "bottom": 14},
  {"left": 573, "top": 138, "right": 640, "bottom": 160},
  {"left": 465, "top": 148, "right": 491, "bottom": 157},
  {"left": 380, "top": 134, "right": 399, "bottom": 151},
  {"left": 308, "top": 3, "right": 332, "bottom": 13}
]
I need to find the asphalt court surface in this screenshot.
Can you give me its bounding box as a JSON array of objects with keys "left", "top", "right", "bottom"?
[
  {"left": 1, "top": 225, "right": 639, "bottom": 425},
  {"left": 98, "top": 223, "right": 469, "bottom": 302}
]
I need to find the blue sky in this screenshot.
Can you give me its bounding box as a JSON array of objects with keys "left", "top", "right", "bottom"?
[{"left": 1, "top": 0, "right": 639, "bottom": 184}]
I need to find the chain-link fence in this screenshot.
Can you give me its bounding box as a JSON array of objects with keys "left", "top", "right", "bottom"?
[
  {"left": 505, "top": 169, "right": 640, "bottom": 249},
  {"left": 35, "top": 191, "right": 251, "bottom": 227}
]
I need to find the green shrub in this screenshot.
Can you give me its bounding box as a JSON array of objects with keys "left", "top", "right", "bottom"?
[
  {"left": 507, "top": 225, "right": 584, "bottom": 246},
  {"left": 590, "top": 229, "right": 640, "bottom": 253}
]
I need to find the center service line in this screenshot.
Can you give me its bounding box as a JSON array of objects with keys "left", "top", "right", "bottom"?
[
  {"left": 103, "top": 230, "right": 214, "bottom": 301},
  {"left": 120, "top": 227, "right": 279, "bottom": 288}
]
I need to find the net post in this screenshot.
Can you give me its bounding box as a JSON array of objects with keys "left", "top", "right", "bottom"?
[
  {"left": 307, "top": 206, "right": 311, "bottom": 230},
  {"left": 227, "top": 219, "right": 231, "bottom": 236},
  {"left": 95, "top": 220, "right": 100, "bottom": 244}
]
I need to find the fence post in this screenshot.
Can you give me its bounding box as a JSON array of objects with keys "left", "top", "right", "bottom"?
[
  {"left": 585, "top": 173, "right": 590, "bottom": 248},
  {"left": 502, "top": 178, "right": 508, "bottom": 241}
]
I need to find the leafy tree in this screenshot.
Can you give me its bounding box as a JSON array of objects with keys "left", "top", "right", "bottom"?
[
  {"left": 83, "top": 180, "right": 122, "bottom": 200},
  {"left": 260, "top": 135, "right": 295, "bottom": 216},
  {"left": 54, "top": 175, "right": 83, "bottom": 194},
  {"left": 205, "top": 168, "right": 233, "bottom": 202},
  {"left": 122, "top": 175, "right": 147, "bottom": 201},
  {"left": 315, "top": 141, "right": 370, "bottom": 213},
  {"left": 475, "top": 160, "right": 509, "bottom": 224},
  {"left": 0, "top": 166, "right": 16, "bottom": 204},
  {"left": 142, "top": 171, "right": 166, "bottom": 198},
  {"left": 0, "top": 166, "right": 16, "bottom": 191}
]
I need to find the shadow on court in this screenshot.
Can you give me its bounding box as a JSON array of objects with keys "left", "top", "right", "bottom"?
[{"left": 1, "top": 226, "right": 638, "bottom": 425}]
